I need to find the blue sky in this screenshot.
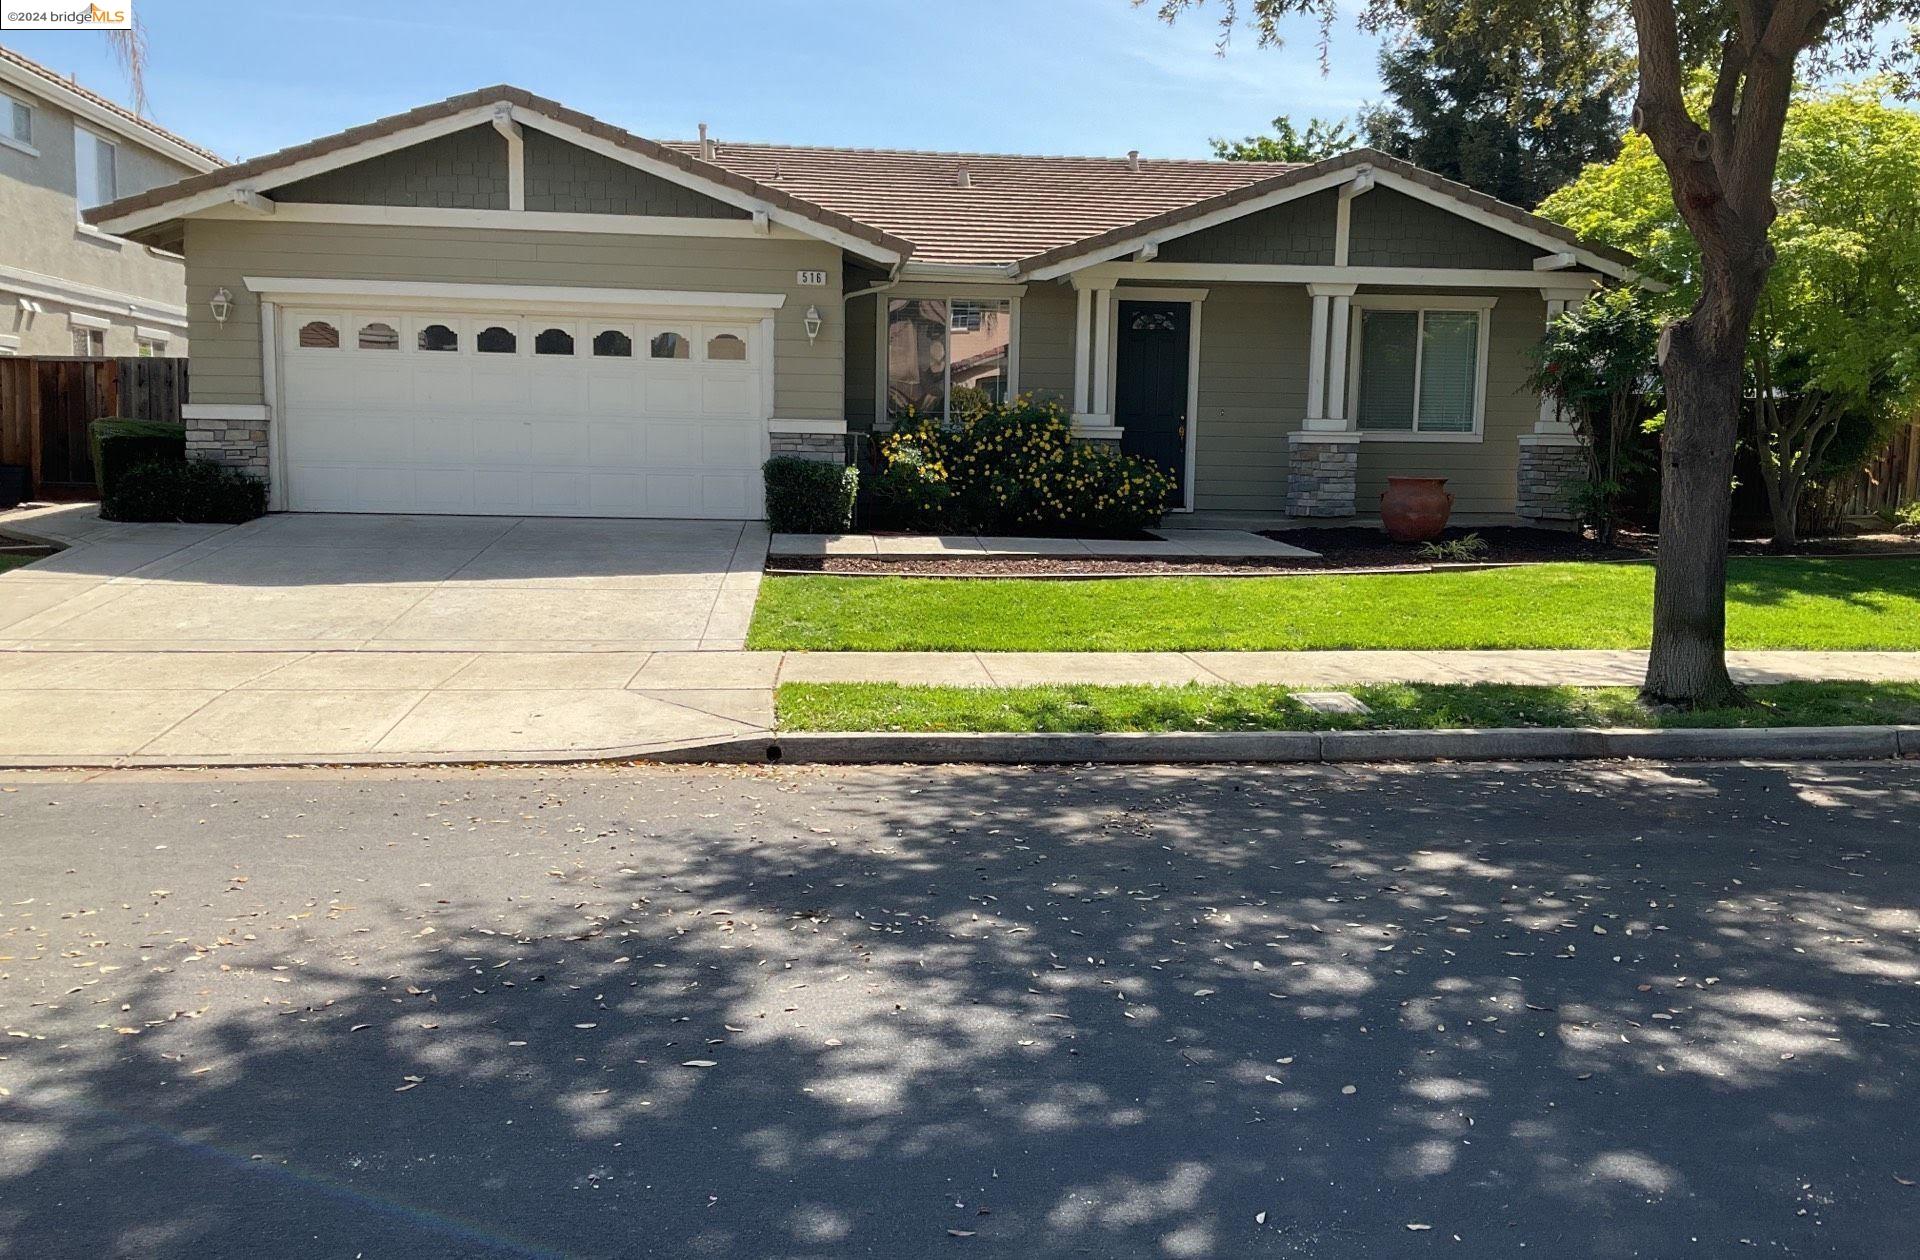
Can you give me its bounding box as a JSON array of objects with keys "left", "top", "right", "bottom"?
[{"left": 3, "top": 0, "right": 1386, "bottom": 161}]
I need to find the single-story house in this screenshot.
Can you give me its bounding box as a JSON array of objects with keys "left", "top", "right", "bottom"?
[{"left": 88, "top": 86, "right": 1642, "bottom": 522}]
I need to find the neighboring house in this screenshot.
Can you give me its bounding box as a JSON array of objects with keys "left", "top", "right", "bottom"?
[
  {"left": 0, "top": 45, "right": 221, "bottom": 359},
  {"left": 88, "top": 85, "right": 1640, "bottom": 521}
]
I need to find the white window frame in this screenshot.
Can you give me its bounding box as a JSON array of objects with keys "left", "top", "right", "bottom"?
[
  {"left": 73, "top": 125, "right": 118, "bottom": 220},
  {"left": 2, "top": 91, "right": 35, "bottom": 156},
  {"left": 1346, "top": 294, "right": 1496, "bottom": 443},
  {"left": 875, "top": 289, "right": 1023, "bottom": 428}
]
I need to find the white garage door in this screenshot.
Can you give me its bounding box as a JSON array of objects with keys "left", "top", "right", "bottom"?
[{"left": 279, "top": 308, "right": 767, "bottom": 517}]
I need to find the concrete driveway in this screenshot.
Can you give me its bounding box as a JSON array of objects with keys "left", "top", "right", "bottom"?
[{"left": 0, "top": 505, "right": 773, "bottom": 763}]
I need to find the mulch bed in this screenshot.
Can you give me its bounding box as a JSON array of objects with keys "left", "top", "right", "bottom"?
[{"left": 766, "top": 523, "right": 1920, "bottom": 578}]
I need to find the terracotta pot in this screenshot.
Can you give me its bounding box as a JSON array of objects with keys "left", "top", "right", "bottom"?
[{"left": 1380, "top": 476, "right": 1454, "bottom": 543}]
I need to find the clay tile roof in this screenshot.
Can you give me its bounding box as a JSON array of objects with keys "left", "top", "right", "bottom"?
[
  {"left": 0, "top": 43, "right": 221, "bottom": 165},
  {"left": 660, "top": 139, "right": 1302, "bottom": 267}
]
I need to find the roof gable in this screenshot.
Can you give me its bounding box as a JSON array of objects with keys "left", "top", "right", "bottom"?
[
  {"left": 87, "top": 86, "right": 909, "bottom": 262},
  {"left": 0, "top": 44, "right": 221, "bottom": 171}
]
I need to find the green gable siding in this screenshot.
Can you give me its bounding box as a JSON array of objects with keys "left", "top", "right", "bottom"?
[
  {"left": 521, "top": 130, "right": 748, "bottom": 218},
  {"left": 1156, "top": 189, "right": 1336, "bottom": 266},
  {"left": 1347, "top": 188, "right": 1542, "bottom": 269},
  {"left": 275, "top": 126, "right": 510, "bottom": 209}
]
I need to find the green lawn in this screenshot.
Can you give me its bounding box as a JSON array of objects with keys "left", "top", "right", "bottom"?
[
  {"left": 0, "top": 553, "right": 38, "bottom": 575},
  {"left": 748, "top": 558, "right": 1920, "bottom": 652},
  {"left": 778, "top": 681, "right": 1920, "bottom": 733}
]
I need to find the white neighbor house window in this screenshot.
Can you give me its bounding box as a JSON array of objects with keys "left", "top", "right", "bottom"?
[
  {"left": 3, "top": 93, "right": 31, "bottom": 151},
  {"left": 74, "top": 127, "right": 117, "bottom": 218},
  {"left": 1351, "top": 302, "right": 1492, "bottom": 436},
  {"left": 886, "top": 297, "right": 1013, "bottom": 422},
  {"left": 72, "top": 326, "right": 104, "bottom": 356}
]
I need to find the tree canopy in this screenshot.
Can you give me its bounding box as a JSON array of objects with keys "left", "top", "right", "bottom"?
[
  {"left": 1359, "top": 4, "right": 1632, "bottom": 206},
  {"left": 1210, "top": 114, "right": 1357, "bottom": 161},
  {"left": 1542, "top": 82, "right": 1920, "bottom": 425}
]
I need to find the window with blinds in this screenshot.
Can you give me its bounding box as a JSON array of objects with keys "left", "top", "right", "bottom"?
[{"left": 1353, "top": 306, "right": 1485, "bottom": 435}]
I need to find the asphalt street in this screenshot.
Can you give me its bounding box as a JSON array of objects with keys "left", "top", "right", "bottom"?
[{"left": 1, "top": 760, "right": 1915, "bottom": 1258}]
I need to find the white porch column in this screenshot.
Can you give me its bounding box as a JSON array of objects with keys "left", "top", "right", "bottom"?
[
  {"left": 1072, "top": 285, "right": 1092, "bottom": 415},
  {"left": 1533, "top": 288, "right": 1590, "bottom": 436},
  {"left": 1303, "top": 290, "right": 1330, "bottom": 422},
  {"left": 1301, "top": 282, "right": 1358, "bottom": 432},
  {"left": 1089, "top": 285, "right": 1115, "bottom": 418}
]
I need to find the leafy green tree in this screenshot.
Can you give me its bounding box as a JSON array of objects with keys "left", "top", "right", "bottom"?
[
  {"left": 1151, "top": 0, "right": 1920, "bottom": 707},
  {"left": 1359, "top": 6, "right": 1633, "bottom": 207},
  {"left": 1528, "top": 288, "right": 1664, "bottom": 544},
  {"left": 1210, "top": 115, "right": 1358, "bottom": 161},
  {"left": 1542, "top": 83, "right": 1920, "bottom": 550}
]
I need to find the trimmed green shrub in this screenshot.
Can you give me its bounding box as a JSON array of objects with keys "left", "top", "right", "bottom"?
[
  {"left": 104, "top": 459, "right": 267, "bottom": 524},
  {"left": 863, "top": 443, "right": 952, "bottom": 531},
  {"left": 88, "top": 417, "right": 185, "bottom": 501},
  {"left": 881, "top": 396, "right": 1174, "bottom": 534},
  {"left": 764, "top": 456, "right": 857, "bottom": 533}
]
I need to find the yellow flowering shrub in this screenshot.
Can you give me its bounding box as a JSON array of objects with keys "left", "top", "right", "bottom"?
[{"left": 875, "top": 396, "right": 1173, "bottom": 534}]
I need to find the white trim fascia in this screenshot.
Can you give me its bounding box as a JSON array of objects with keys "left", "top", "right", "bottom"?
[
  {"left": 896, "top": 263, "right": 1023, "bottom": 283},
  {"left": 181, "top": 403, "right": 269, "bottom": 421},
  {"left": 1030, "top": 166, "right": 1360, "bottom": 281},
  {"left": 769, "top": 418, "right": 847, "bottom": 435},
  {"left": 194, "top": 200, "right": 816, "bottom": 240},
  {"left": 1349, "top": 293, "right": 1499, "bottom": 312},
  {"left": 508, "top": 107, "right": 902, "bottom": 265},
  {"left": 241, "top": 276, "right": 788, "bottom": 314},
  {"left": 1533, "top": 251, "right": 1579, "bottom": 271},
  {"left": 0, "top": 61, "right": 220, "bottom": 173},
  {"left": 1077, "top": 262, "right": 1604, "bottom": 290},
  {"left": 1289, "top": 430, "right": 1362, "bottom": 444},
  {"left": 491, "top": 103, "right": 525, "bottom": 211},
  {"left": 1367, "top": 169, "right": 1633, "bottom": 281},
  {"left": 226, "top": 187, "right": 275, "bottom": 216},
  {"left": 67, "top": 311, "right": 111, "bottom": 330},
  {"left": 134, "top": 324, "right": 172, "bottom": 342},
  {"left": 1111, "top": 285, "right": 1210, "bottom": 304}
]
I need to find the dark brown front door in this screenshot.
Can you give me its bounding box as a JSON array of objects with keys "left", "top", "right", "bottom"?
[{"left": 1115, "top": 300, "right": 1190, "bottom": 503}]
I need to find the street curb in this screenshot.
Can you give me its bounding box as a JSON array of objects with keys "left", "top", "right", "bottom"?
[
  {"left": 658, "top": 724, "right": 1920, "bottom": 765},
  {"left": 2, "top": 725, "right": 1914, "bottom": 772}
]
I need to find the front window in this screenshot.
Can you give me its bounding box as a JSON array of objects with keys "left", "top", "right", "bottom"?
[
  {"left": 1353, "top": 305, "right": 1485, "bottom": 435},
  {"left": 887, "top": 297, "right": 1012, "bottom": 424},
  {"left": 74, "top": 127, "right": 116, "bottom": 217}
]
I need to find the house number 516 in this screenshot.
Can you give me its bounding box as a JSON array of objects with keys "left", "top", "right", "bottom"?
[{"left": 795, "top": 270, "right": 829, "bottom": 287}]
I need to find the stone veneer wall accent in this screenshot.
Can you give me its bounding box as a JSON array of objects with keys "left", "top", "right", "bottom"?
[
  {"left": 1287, "top": 434, "right": 1359, "bottom": 517},
  {"left": 770, "top": 433, "right": 845, "bottom": 464},
  {"left": 1516, "top": 435, "right": 1586, "bottom": 521},
  {"left": 185, "top": 416, "right": 270, "bottom": 482}
]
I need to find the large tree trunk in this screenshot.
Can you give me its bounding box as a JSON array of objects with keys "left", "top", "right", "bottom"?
[{"left": 1645, "top": 318, "right": 1747, "bottom": 708}]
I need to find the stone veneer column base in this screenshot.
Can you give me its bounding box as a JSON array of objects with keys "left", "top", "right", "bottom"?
[
  {"left": 1516, "top": 433, "right": 1586, "bottom": 522},
  {"left": 184, "top": 416, "right": 270, "bottom": 483},
  {"left": 1287, "top": 432, "right": 1359, "bottom": 518},
  {"left": 769, "top": 432, "right": 846, "bottom": 464}
]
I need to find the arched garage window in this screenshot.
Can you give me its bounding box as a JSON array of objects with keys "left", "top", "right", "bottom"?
[
  {"left": 357, "top": 321, "right": 398, "bottom": 350},
  {"left": 535, "top": 328, "right": 574, "bottom": 356},
  {"left": 593, "top": 329, "right": 632, "bottom": 357},
  {"left": 297, "top": 320, "right": 339, "bottom": 349},
  {"left": 649, "top": 331, "right": 689, "bottom": 359},
  {"left": 417, "top": 323, "right": 458, "bottom": 352},
  {"left": 476, "top": 325, "right": 518, "bottom": 354},
  {"left": 705, "top": 332, "right": 747, "bottom": 362}
]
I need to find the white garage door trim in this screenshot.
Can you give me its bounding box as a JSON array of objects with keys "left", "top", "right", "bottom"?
[{"left": 265, "top": 284, "right": 783, "bottom": 519}]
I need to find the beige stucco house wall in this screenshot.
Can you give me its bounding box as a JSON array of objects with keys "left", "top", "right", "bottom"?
[{"left": 0, "top": 51, "right": 218, "bottom": 358}]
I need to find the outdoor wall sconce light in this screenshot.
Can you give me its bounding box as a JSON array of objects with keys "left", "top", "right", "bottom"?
[
  {"left": 804, "top": 304, "right": 823, "bottom": 344},
  {"left": 209, "top": 287, "right": 233, "bottom": 324}
]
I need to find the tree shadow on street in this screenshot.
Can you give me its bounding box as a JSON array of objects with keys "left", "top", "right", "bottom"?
[{"left": 0, "top": 761, "right": 1914, "bottom": 1258}]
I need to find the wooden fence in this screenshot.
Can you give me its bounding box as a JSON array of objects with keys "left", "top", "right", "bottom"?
[
  {"left": 1834, "top": 420, "right": 1920, "bottom": 519},
  {"left": 0, "top": 356, "right": 187, "bottom": 500}
]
